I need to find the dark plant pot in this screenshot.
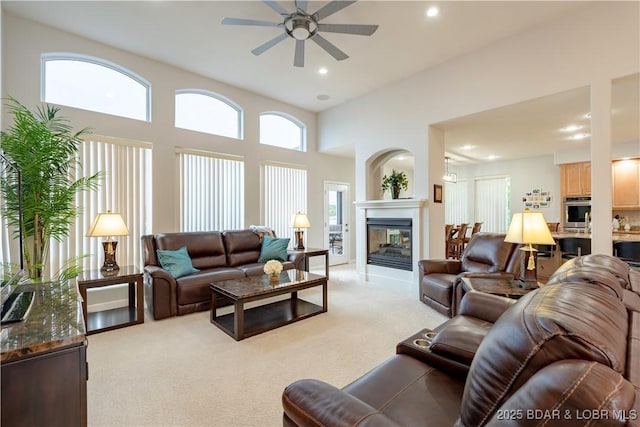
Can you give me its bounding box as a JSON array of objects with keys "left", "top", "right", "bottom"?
[{"left": 392, "top": 186, "right": 400, "bottom": 199}]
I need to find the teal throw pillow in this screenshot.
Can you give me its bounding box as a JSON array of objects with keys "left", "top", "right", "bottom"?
[
  {"left": 156, "top": 246, "right": 200, "bottom": 278},
  {"left": 258, "top": 236, "right": 290, "bottom": 263}
]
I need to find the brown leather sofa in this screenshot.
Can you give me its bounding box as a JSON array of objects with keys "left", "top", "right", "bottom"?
[
  {"left": 418, "top": 232, "right": 521, "bottom": 317},
  {"left": 142, "top": 230, "right": 304, "bottom": 320},
  {"left": 282, "top": 255, "right": 640, "bottom": 426}
]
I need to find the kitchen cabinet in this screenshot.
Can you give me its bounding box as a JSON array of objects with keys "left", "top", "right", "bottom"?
[
  {"left": 561, "top": 162, "right": 591, "bottom": 197},
  {"left": 612, "top": 159, "right": 640, "bottom": 209}
]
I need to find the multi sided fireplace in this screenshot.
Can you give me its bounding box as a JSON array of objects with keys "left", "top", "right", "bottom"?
[{"left": 367, "top": 218, "right": 413, "bottom": 271}]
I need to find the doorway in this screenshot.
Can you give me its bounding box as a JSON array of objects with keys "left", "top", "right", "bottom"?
[{"left": 324, "top": 182, "right": 349, "bottom": 266}]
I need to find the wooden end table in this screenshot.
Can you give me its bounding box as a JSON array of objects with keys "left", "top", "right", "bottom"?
[
  {"left": 77, "top": 265, "right": 144, "bottom": 335},
  {"left": 287, "top": 247, "right": 329, "bottom": 278}
]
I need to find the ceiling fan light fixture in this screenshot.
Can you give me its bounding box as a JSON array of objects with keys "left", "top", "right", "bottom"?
[{"left": 286, "top": 15, "right": 317, "bottom": 40}]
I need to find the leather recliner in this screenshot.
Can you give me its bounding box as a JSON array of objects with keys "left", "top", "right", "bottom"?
[
  {"left": 418, "top": 232, "right": 521, "bottom": 317},
  {"left": 282, "top": 256, "right": 640, "bottom": 427}
]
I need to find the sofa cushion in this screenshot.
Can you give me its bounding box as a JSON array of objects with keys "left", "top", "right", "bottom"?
[
  {"left": 459, "top": 282, "right": 629, "bottom": 426},
  {"left": 175, "top": 267, "right": 245, "bottom": 305},
  {"left": 155, "top": 231, "right": 227, "bottom": 269},
  {"left": 258, "top": 236, "right": 290, "bottom": 262},
  {"left": 156, "top": 246, "right": 199, "bottom": 278},
  {"left": 223, "top": 230, "right": 262, "bottom": 267}
]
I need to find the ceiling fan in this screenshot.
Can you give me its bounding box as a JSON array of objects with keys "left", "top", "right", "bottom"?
[{"left": 221, "top": 0, "right": 379, "bottom": 67}]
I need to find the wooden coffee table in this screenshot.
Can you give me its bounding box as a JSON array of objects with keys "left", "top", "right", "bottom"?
[{"left": 209, "top": 269, "right": 327, "bottom": 341}]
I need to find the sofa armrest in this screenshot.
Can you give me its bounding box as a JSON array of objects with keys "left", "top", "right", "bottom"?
[
  {"left": 282, "top": 379, "right": 400, "bottom": 427},
  {"left": 143, "top": 265, "right": 178, "bottom": 320},
  {"left": 457, "top": 290, "right": 517, "bottom": 323},
  {"left": 457, "top": 271, "right": 515, "bottom": 280},
  {"left": 287, "top": 251, "right": 306, "bottom": 271},
  {"left": 418, "top": 259, "right": 462, "bottom": 275}
]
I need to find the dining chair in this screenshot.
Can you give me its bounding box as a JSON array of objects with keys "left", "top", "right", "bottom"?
[
  {"left": 445, "top": 224, "right": 454, "bottom": 258},
  {"left": 463, "top": 222, "right": 482, "bottom": 248},
  {"left": 613, "top": 241, "right": 640, "bottom": 267},
  {"left": 447, "top": 223, "right": 468, "bottom": 259}
]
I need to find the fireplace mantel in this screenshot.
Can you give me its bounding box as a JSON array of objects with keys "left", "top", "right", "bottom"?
[{"left": 354, "top": 199, "right": 427, "bottom": 209}]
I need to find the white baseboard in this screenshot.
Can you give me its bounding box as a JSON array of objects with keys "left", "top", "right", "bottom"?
[{"left": 87, "top": 298, "right": 130, "bottom": 313}]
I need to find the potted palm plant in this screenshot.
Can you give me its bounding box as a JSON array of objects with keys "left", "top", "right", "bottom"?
[
  {"left": 1, "top": 97, "right": 102, "bottom": 279},
  {"left": 381, "top": 169, "right": 409, "bottom": 199}
]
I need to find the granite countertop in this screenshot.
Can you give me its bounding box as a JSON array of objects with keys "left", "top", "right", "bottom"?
[
  {"left": 552, "top": 231, "right": 640, "bottom": 242},
  {"left": 1, "top": 280, "right": 86, "bottom": 362}
]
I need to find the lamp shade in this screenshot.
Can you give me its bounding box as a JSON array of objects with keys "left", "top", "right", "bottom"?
[
  {"left": 291, "top": 212, "right": 311, "bottom": 229},
  {"left": 505, "top": 209, "right": 555, "bottom": 245},
  {"left": 86, "top": 211, "right": 130, "bottom": 237}
]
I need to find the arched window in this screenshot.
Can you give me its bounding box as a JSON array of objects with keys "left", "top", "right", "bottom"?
[
  {"left": 42, "top": 53, "right": 151, "bottom": 121},
  {"left": 175, "top": 90, "right": 243, "bottom": 139},
  {"left": 260, "top": 112, "right": 306, "bottom": 151}
]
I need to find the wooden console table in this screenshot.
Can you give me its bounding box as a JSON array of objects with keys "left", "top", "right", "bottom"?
[{"left": 1, "top": 280, "right": 87, "bottom": 427}]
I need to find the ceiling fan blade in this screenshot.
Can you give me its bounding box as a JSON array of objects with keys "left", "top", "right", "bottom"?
[
  {"left": 318, "top": 23, "right": 378, "bottom": 36},
  {"left": 294, "top": 40, "right": 305, "bottom": 67},
  {"left": 263, "top": 0, "right": 289, "bottom": 16},
  {"left": 312, "top": 1, "right": 357, "bottom": 21},
  {"left": 295, "top": 0, "right": 309, "bottom": 13},
  {"left": 252, "top": 33, "right": 289, "bottom": 56},
  {"left": 310, "top": 33, "right": 349, "bottom": 61},
  {"left": 222, "top": 17, "right": 281, "bottom": 28}
]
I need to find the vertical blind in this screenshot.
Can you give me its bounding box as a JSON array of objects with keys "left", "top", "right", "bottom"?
[
  {"left": 444, "top": 180, "right": 469, "bottom": 226},
  {"left": 474, "top": 176, "right": 510, "bottom": 233},
  {"left": 263, "top": 163, "right": 307, "bottom": 241},
  {"left": 48, "top": 136, "right": 153, "bottom": 276},
  {"left": 178, "top": 150, "right": 244, "bottom": 232}
]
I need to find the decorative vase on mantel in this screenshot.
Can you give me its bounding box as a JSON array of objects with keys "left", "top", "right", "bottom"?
[{"left": 392, "top": 185, "right": 400, "bottom": 199}]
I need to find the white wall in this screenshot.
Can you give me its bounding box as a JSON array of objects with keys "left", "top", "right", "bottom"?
[
  {"left": 318, "top": 2, "right": 639, "bottom": 259},
  {"left": 1, "top": 13, "right": 356, "bottom": 255},
  {"left": 455, "top": 155, "right": 562, "bottom": 224}
]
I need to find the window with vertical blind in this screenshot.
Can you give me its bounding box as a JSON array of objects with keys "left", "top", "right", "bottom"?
[
  {"left": 474, "top": 176, "right": 511, "bottom": 233},
  {"left": 263, "top": 163, "right": 307, "bottom": 241},
  {"left": 48, "top": 136, "right": 153, "bottom": 276},
  {"left": 178, "top": 150, "right": 244, "bottom": 232},
  {"left": 444, "top": 180, "right": 469, "bottom": 226}
]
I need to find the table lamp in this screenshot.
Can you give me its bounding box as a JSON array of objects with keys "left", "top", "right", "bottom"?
[
  {"left": 86, "top": 210, "right": 130, "bottom": 272},
  {"left": 291, "top": 212, "right": 311, "bottom": 250},
  {"left": 504, "top": 208, "right": 555, "bottom": 289}
]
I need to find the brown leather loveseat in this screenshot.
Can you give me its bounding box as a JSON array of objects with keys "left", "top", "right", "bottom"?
[
  {"left": 142, "top": 229, "right": 304, "bottom": 319},
  {"left": 418, "top": 232, "right": 521, "bottom": 317},
  {"left": 282, "top": 255, "right": 640, "bottom": 426}
]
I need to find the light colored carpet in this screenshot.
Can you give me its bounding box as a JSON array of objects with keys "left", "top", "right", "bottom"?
[{"left": 87, "top": 264, "right": 447, "bottom": 427}]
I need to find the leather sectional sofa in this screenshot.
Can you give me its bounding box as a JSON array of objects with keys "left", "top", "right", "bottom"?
[
  {"left": 142, "top": 230, "right": 304, "bottom": 320},
  {"left": 282, "top": 254, "right": 640, "bottom": 426}
]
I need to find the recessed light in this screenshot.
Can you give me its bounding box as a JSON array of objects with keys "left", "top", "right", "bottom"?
[
  {"left": 318, "top": 67, "right": 328, "bottom": 75},
  {"left": 426, "top": 6, "right": 439, "bottom": 17},
  {"left": 561, "top": 125, "right": 582, "bottom": 132},
  {"left": 460, "top": 144, "right": 475, "bottom": 151},
  {"left": 317, "top": 94, "right": 330, "bottom": 101},
  {"left": 487, "top": 155, "right": 499, "bottom": 160}
]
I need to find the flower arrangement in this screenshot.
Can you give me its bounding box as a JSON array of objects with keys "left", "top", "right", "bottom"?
[
  {"left": 263, "top": 260, "right": 283, "bottom": 276},
  {"left": 381, "top": 169, "right": 409, "bottom": 199}
]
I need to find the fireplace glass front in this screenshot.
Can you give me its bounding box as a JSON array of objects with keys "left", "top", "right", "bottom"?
[{"left": 367, "top": 218, "right": 412, "bottom": 271}]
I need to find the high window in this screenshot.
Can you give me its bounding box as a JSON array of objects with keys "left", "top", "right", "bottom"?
[
  {"left": 178, "top": 150, "right": 245, "bottom": 231},
  {"left": 175, "top": 90, "right": 243, "bottom": 139},
  {"left": 48, "top": 136, "right": 153, "bottom": 274},
  {"left": 42, "top": 53, "right": 151, "bottom": 121},
  {"left": 260, "top": 112, "right": 306, "bottom": 151},
  {"left": 263, "top": 163, "right": 307, "bottom": 241}
]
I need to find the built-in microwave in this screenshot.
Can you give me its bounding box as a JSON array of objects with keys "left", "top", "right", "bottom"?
[{"left": 563, "top": 196, "right": 592, "bottom": 230}]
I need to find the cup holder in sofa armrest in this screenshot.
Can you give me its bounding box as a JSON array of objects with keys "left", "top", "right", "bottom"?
[{"left": 396, "top": 329, "right": 470, "bottom": 379}]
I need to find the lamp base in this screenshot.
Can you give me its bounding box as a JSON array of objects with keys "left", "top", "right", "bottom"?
[
  {"left": 517, "top": 247, "right": 538, "bottom": 289},
  {"left": 294, "top": 230, "right": 305, "bottom": 250},
  {"left": 101, "top": 240, "right": 120, "bottom": 272}
]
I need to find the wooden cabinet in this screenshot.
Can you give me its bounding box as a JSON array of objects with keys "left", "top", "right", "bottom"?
[
  {"left": 1, "top": 281, "right": 87, "bottom": 427},
  {"left": 612, "top": 159, "right": 640, "bottom": 208},
  {"left": 560, "top": 162, "right": 591, "bottom": 197}
]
